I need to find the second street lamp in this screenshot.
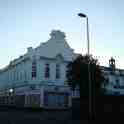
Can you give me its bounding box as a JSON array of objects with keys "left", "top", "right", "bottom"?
[
  {"left": 78, "top": 13, "right": 90, "bottom": 55},
  {"left": 78, "top": 13, "right": 92, "bottom": 119}
]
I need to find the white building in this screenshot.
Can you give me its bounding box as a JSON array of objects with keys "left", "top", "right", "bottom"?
[
  {"left": 0, "top": 30, "right": 79, "bottom": 109},
  {"left": 0, "top": 30, "right": 123, "bottom": 109}
]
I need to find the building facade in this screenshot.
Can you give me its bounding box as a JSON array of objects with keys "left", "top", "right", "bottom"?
[{"left": 0, "top": 30, "right": 79, "bottom": 108}]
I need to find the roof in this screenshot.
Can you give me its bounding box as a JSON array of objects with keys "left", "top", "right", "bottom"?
[{"left": 0, "top": 30, "right": 76, "bottom": 73}]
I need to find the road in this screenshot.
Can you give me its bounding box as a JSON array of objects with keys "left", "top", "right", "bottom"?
[{"left": 0, "top": 107, "right": 80, "bottom": 124}]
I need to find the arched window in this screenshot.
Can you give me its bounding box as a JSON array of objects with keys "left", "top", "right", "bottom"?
[
  {"left": 32, "top": 61, "right": 37, "bottom": 79},
  {"left": 45, "top": 63, "right": 50, "bottom": 78},
  {"left": 56, "top": 64, "right": 60, "bottom": 79}
]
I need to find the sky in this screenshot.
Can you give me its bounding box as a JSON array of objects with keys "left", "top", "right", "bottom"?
[{"left": 0, "top": 0, "right": 124, "bottom": 69}]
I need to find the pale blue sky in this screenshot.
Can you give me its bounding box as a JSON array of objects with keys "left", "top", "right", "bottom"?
[{"left": 0, "top": 0, "right": 124, "bottom": 69}]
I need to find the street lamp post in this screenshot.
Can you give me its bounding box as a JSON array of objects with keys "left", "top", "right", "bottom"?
[
  {"left": 78, "top": 13, "right": 92, "bottom": 119},
  {"left": 9, "top": 88, "right": 14, "bottom": 105},
  {"left": 78, "top": 13, "right": 90, "bottom": 55}
]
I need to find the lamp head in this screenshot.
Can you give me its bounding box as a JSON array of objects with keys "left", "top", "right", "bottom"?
[{"left": 78, "top": 13, "right": 87, "bottom": 18}]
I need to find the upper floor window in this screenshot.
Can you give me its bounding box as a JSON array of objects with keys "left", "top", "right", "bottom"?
[
  {"left": 45, "top": 63, "right": 50, "bottom": 78},
  {"left": 16, "top": 72, "right": 18, "bottom": 80},
  {"left": 24, "top": 71, "right": 27, "bottom": 80},
  {"left": 56, "top": 64, "right": 60, "bottom": 79},
  {"left": 20, "top": 72, "right": 23, "bottom": 80},
  {"left": 32, "top": 61, "right": 37, "bottom": 79}
]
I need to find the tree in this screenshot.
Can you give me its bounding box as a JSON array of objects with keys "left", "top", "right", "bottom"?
[
  {"left": 66, "top": 54, "right": 106, "bottom": 119},
  {"left": 66, "top": 54, "right": 105, "bottom": 97}
]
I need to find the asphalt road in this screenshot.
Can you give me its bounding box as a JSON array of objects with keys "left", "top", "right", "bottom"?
[{"left": 0, "top": 107, "right": 80, "bottom": 124}]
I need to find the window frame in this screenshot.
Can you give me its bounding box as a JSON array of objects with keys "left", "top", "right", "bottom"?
[
  {"left": 56, "top": 64, "right": 61, "bottom": 79},
  {"left": 44, "top": 63, "right": 50, "bottom": 78},
  {"left": 31, "top": 61, "right": 37, "bottom": 79}
]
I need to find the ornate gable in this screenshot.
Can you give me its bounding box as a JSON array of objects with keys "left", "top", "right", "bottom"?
[
  {"left": 35, "top": 30, "right": 75, "bottom": 61},
  {"left": 50, "top": 30, "right": 66, "bottom": 41}
]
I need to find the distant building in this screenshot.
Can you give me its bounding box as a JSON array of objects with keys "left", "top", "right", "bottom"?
[
  {"left": 102, "top": 57, "right": 124, "bottom": 95},
  {"left": 0, "top": 30, "right": 79, "bottom": 108}
]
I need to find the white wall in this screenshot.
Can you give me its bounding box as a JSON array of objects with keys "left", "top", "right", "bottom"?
[{"left": 37, "top": 58, "right": 68, "bottom": 85}]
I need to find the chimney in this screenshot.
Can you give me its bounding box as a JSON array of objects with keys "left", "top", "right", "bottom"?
[{"left": 27, "top": 47, "right": 33, "bottom": 53}]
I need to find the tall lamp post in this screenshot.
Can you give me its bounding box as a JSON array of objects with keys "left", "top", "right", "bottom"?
[{"left": 78, "top": 13, "right": 92, "bottom": 119}]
